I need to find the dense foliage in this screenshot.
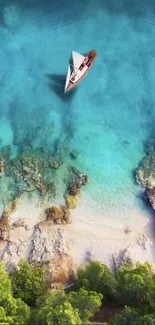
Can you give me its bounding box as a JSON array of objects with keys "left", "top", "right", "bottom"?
[
  {"left": 116, "top": 262, "right": 155, "bottom": 312},
  {"left": 111, "top": 307, "right": 155, "bottom": 325},
  {"left": 0, "top": 262, "right": 30, "bottom": 324},
  {"left": 0, "top": 259, "right": 155, "bottom": 324},
  {"left": 11, "top": 259, "right": 47, "bottom": 306},
  {"left": 77, "top": 260, "right": 116, "bottom": 300}
]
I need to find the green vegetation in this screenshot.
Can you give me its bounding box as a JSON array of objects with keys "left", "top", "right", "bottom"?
[
  {"left": 111, "top": 307, "right": 155, "bottom": 325},
  {"left": 0, "top": 259, "right": 155, "bottom": 324},
  {"left": 11, "top": 259, "right": 47, "bottom": 306},
  {"left": 0, "top": 262, "right": 30, "bottom": 324},
  {"left": 77, "top": 261, "right": 116, "bottom": 300},
  {"left": 116, "top": 262, "right": 155, "bottom": 313}
]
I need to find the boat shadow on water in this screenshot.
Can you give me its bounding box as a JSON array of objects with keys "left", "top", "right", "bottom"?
[{"left": 46, "top": 74, "right": 77, "bottom": 102}]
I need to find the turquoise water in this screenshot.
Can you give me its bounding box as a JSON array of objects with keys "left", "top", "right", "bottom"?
[{"left": 0, "top": 0, "right": 155, "bottom": 224}]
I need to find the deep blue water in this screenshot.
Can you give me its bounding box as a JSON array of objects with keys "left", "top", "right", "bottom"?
[{"left": 0, "top": 0, "right": 155, "bottom": 224}]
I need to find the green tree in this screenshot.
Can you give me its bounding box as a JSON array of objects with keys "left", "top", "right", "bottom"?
[
  {"left": 68, "top": 288, "right": 102, "bottom": 322},
  {"left": 76, "top": 261, "right": 116, "bottom": 300},
  {"left": 36, "top": 291, "right": 67, "bottom": 325},
  {"left": 110, "top": 307, "right": 139, "bottom": 325},
  {"left": 0, "top": 263, "right": 30, "bottom": 325},
  {"left": 116, "top": 262, "right": 155, "bottom": 309},
  {"left": 111, "top": 308, "right": 155, "bottom": 325},
  {"left": 46, "top": 301, "right": 82, "bottom": 325},
  {"left": 36, "top": 288, "right": 102, "bottom": 325},
  {"left": 0, "top": 262, "right": 11, "bottom": 300},
  {"left": 0, "top": 295, "right": 30, "bottom": 325},
  {"left": 11, "top": 259, "right": 47, "bottom": 306},
  {"left": 138, "top": 315, "right": 155, "bottom": 325}
]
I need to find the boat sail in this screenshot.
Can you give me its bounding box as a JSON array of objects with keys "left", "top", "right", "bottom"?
[
  {"left": 64, "top": 49, "right": 97, "bottom": 93},
  {"left": 72, "top": 51, "right": 85, "bottom": 70}
]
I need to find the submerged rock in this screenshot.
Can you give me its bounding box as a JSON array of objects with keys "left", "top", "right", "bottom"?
[
  {"left": 49, "top": 156, "right": 63, "bottom": 169},
  {"left": 69, "top": 149, "right": 79, "bottom": 160},
  {"left": 0, "top": 159, "right": 4, "bottom": 176},
  {"left": 66, "top": 167, "right": 88, "bottom": 208},
  {"left": 68, "top": 181, "right": 81, "bottom": 196}
]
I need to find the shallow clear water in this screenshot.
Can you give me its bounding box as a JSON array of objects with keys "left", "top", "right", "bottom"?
[{"left": 0, "top": 0, "right": 155, "bottom": 225}]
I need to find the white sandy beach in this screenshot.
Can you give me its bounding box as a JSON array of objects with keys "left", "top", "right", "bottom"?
[{"left": 5, "top": 189, "right": 155, "bottom": 274}]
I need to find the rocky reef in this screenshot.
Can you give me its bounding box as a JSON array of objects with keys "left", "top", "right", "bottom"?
[
  {"left": 65, "top": 167, "right": 88, "bottom": 209},
  {"left": 0, "top": 139, "right": 88, "bottom": 284},
  {"left": 136, "top": 135, "right": 155, "bottom": 209},
  {"left": 136, "top": 151, "right": 155, "bottom": 189}
]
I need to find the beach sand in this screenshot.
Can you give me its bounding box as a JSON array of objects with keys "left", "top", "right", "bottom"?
[{"left": 6, "top": 190, "right": 155, "bottom": 272}]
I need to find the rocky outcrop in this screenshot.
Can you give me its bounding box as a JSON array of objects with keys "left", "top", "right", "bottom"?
[
  {"left": 135, "top": 146, "right": 155, "bottom": 210},
  {"left": 12, "top": 218, "right": 30, "bottom": 231},
  {"left": 45, "top": 206, "right": 71, "bottom": 224},
  {"left": 146, "top": 187, "right": 155, "bottom": 209},
  {"left": 2, "top": 238, "right": 28, "bottom": 273},
  {"left": 1, "top": 222, "right": 72, "bottom": 284},
  {"left": 136, "top": 151, "right": 155, "bottom": 189},
  {"left": 0, "top": 212, "right": 10, "bottom": 241},
  {"left": 112, "top": 246, "right": 136, "bottom": 272},
  {"left": 29, "top": 223, "right": 69, "bottom": 263},
  {"left": 65, "top": 194, "right": 79, "bottom": 209},
  {"left": 65, "top": 168, "right": 88, "bottom": 209},
  {"left": 0, "top": 159, "right": 4, "bottom": 176},
  {"left": 29, "top": 223, "right": 71, "bottom": 285},
  {"left": 137, "top": 233, "right": 149, "bottom": 250}
]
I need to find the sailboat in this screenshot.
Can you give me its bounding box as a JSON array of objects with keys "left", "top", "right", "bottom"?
[{"left": 64, "top": 50, "right": 97, "bottom": 93}]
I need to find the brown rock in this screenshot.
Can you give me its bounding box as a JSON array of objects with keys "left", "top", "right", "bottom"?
[
  {"left": 68, "top": 181, "right": 81, "bottom": 196},
  {"left": 12, "top": 218, "right": 30, "bottom": 231},
  {"left": 46, "top": 206, "right": 71, "bottom": 224},
  {"left": 0, "top": 212, "right": 10, "bottom": 240}
]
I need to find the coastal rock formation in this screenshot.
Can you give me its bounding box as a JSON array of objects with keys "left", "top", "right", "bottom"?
[
  {"left": 46, "top": 206, "right": 71, "bottom": 224},
  {"left": 2, "top": 238, "right": 28, "bottom": 273},
  {"left": 65, "top": 167, "right": 88, "bottom": 208},
  {"left": 3, "top": 150, "right": 57, "bottom": 201},
  {"left": 29, "top": 224, "right": 69, "bottom": 262},
  {"left": 29, "top": 223, "right": 71, "bottom": 284},
  {"left": 112, "top": 246, "right": 136, "bottom": 272},
  {"left": 135, "top": 142, "right": 155, "bottom": 210},
  {"left": 146, "top": 187, "right": 155, "bottom": 209},
  {"left": 1, "top": 222, "right": 72, "bottom": 284},
  {"left": 0, "top": 159, "right": 4, "bottom": 176},
  {"left": 0, "top": 212, "right": 10, "bottom": 241},
  {"left": 136, "top": 151, "right": 155, "bottom": 189},
  {"left": 5, "top": 198, "right": 19, "bottom": 214},
  {"left": 65, "top": 194, "right": 79, "bottom": 209},
  {"left": 12, "top": 218, "right": 30, "bottom": 231},
  {"left": 137, "top": 233, "right": 149, "bottom": 250}
]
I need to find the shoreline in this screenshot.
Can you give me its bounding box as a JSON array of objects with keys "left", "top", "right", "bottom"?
[{"left": 1, "top": 190, "right": 154, "bottom": 274}]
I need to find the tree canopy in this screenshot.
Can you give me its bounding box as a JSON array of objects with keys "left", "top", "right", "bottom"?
[
  {"left": 76, "top": 261, "right": 116, "bottom": 300},
  {"left": 116, "top": 262, "right": 155, "bottom": 311},
  {"left": 11, "top": 259, "right": 47, "bottom": 306},
  {"left": 0, "top": 262, "right": 30, "bottom": 325}
]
